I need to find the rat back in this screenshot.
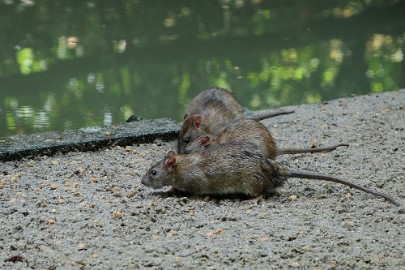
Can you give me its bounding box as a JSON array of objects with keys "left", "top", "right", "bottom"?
[
  {"left": 184, "top": 88, "right": 243, "bottom": 119},
  {"left": 183, "top": 119, "right": 277, "bottom": 159},
  {"left": 172, "top": 142, "right": 287, "bottom": 197},
  {"left": 179, "top": 89, "right": 244, "bottom": 153}
]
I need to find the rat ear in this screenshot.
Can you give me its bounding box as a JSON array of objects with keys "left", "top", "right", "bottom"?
[
  {"left": 200, "top": 136, "right": 211, "bottom": 147},
  {"left": 166, "top": 156, "right": 177, "bottom": 169},
  {"left": 194, "top": 115, "right": 203, "bottom": 129},
  {"left": 166, "top": 150, "right": 176, "bottom": 158}
]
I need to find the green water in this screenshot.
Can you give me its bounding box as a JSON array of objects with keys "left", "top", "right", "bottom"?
[{"left": 0, "top": 0, "right": 404, "bottom": 137}]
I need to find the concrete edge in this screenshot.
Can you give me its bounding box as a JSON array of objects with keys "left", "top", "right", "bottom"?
[
  {"left": 0, "top": 118, "right": 180, "bottom": 162},
  {"left": 2, "top": 89, "right": 404, "bottom": 162}
]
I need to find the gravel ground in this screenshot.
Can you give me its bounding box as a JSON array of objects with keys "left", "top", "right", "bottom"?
[{"left": 1, "top": 90, "right": 404, "bottom": 269}]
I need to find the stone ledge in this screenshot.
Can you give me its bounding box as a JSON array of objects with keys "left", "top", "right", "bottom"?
[{"left": 0, "top": 118, "right": 180, "bottom": 161}]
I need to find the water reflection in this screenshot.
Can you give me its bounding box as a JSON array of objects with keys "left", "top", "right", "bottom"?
[
  {"left": 366, "top": 34, "right": 404, "bottom": 93},
  {"left": 33, "top": 111, "right": 49, "bottom": 130},
  {"left": 0, "top": 0, "right": 404, "bottom": 137},
  {"left": 104, "top": 109, "right": 112, "bottom": 126}
]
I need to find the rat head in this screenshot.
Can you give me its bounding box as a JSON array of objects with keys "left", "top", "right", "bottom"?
[
  {"left": 183, "top": 134, "right": 214, "bottom": 154},
  {"left": 141, "top": 151, "right": 178, "bottom": 189},
  {"left": 178, "top": 115, "right": 204, "bottom": 153}
]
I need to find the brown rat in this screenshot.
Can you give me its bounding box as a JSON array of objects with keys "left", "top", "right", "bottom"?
[
  {"left": 178, "top": 88, "right": 294, "bottom": 153},
  {"left": 141, "top": 142, "right": 400, "bottom": 206},
  {"left": 183, "top": 119, "right": 348, "bottom": 159}
]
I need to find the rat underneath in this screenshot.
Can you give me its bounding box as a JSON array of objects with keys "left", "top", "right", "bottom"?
[{"left": 141, "top": 142, "right": 400, "bottom": 207}]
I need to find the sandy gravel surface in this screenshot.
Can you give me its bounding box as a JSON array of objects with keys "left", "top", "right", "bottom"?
[{"left": 1, "top": 90, "right": 404, "bottom": 269}]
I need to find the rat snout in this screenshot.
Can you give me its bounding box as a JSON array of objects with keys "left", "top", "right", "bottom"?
[{"left": 140, "top": 174, "right": 149, "bottom": 186}]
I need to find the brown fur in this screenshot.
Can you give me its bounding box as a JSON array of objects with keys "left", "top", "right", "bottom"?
[
  {"left": 183, "top": 88, "right": 243, "bottom": 120},
  {"left": 178, "top": 88, "right": 244, "bottom": 153},
  {"left": 184, "top": 119, "right": 277, "bottom": 159},
  {"left": 183, "top": 119, "right": 347, "bottom": 159},
  {"left": 142, "top": 142, "right": 399, "bottom": 206},
  {"left": 178, "top": 88, "right": 295, "bottom": 153},
  {"left": 142, "top": 142, "right": 287, "bottom": 197}
]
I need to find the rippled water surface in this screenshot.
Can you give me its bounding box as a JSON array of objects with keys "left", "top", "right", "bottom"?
[{"left": 0, "top": 0, "right": 404, "bottom": 137}]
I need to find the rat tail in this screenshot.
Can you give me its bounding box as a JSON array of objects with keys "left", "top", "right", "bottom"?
[
  {"left": 277, "top": 143, "right": 349, "bottom": 155},
  {"left": 287, "top": 170, "right": 400, "bottom": 207},
  {"left": 249, "top": 110, "right": 294, "bottom": 121}
]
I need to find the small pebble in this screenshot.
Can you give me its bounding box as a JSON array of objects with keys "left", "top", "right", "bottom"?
[
  {"left": 111, "top": 187, "right": 120, "bottom": 193},
  {"left": 215, "top": 229, "right": 223, "bottom": 235},
  {"left": 346, "top": 221, "right": 355, "bottom": 226},
  {"left": 311, "top": 139, "right": 317, "bottom": 148},
  {"left": 290, "top": 261, "right": 300, "bottom": 268},
  {"left": 261, "top": 235, "right": 270, "bottom": 241},
  {"left": 166, "top": 230, "right": 177, "bottom": 237},
  {"left": 113, "top": 210, "right": 123, "bottom": 219}
]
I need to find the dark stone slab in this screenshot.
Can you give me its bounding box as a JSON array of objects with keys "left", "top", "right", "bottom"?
[{"left": 0, "top": 118, "right": 180, "bottom": 162}]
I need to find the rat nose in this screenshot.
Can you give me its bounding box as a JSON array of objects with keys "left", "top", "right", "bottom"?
[{"left": 141, "top": 175, "right": 147, "bottom": 186}]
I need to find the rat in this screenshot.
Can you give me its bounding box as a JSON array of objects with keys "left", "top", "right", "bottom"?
[
  {"left": 183, "top": 119, "right": 348, "bottom": 159},
  {"left": 178, "top": 87, "right": 294, "bottom": 153},
  {"left": 141, "top": 142, "right": 400, "bottom": 207}
]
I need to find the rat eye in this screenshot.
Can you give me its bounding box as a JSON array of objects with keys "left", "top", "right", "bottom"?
[
  {"left": 184, "top": 137, "right": 190, "bottom": 144},
  {"left": 150, "top": 169, "right": 157, "bottom": 176},
  {"left": 184, "top": 150, "right": 191, "bottom": 154}
]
